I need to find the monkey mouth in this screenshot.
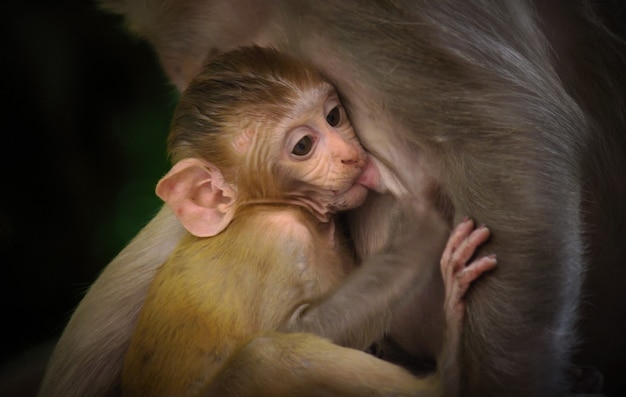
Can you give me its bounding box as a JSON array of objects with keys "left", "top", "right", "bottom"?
[
  {"left": 329, "top": 158, "right": 376, "bottom": 205},
  {"left": 331, "top": 178, "right": 362, "bottom": 197},
  {"left": 355, "top": 157, "right": 382, "bottom": 192}
]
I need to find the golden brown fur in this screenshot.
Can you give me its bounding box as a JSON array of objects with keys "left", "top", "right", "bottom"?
[{"left": 123, "top": 207, "right": 352, "bottom": 395}]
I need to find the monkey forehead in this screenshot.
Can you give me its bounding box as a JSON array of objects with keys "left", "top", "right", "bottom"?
[
  {"left": 236, "top": 82, "right": 336, "bottom": 152},
  {"left": 284, "top": 82, "right": 337, "bottom": 121}
]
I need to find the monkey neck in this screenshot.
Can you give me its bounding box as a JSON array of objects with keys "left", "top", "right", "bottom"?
[{"left": 238, "top": 197, "right": 331, "bottom": 224}]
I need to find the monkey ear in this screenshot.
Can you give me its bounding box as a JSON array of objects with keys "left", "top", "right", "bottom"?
[{"left": 156, "top": 158, "right": 237, "bottom": 237}]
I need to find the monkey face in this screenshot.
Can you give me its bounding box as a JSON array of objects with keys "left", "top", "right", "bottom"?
[{"left": 273, "top": 86, "right": 378, "bottom": 213}]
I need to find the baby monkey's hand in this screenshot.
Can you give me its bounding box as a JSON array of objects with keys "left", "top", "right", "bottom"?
[{"left": 441, "top": 218, "right": 496, "bottom": 338}]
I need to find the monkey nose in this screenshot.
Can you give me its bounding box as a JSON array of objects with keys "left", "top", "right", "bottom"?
[{"left": 342, "top": 154, "right": 367, "bottom": 169}]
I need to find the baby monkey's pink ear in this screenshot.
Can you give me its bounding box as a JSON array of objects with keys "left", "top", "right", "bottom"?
[{"left": 156, "top": 158, "right": 237, "bottom": 237}]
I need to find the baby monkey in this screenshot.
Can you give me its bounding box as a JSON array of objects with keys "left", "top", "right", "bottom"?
[{"left": 121, "top": 46, "right": 496, "bottom": 397}]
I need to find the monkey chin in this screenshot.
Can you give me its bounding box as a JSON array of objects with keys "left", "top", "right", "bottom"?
[{"left": 331, "top": 183, "right": 369, "bottom": 212}]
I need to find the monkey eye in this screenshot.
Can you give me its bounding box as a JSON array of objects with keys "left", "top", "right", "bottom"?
[
  {"left": 292, "top": 135, "right": 314, "bottom": 156},
  {"left": 326, "top": 106, "right": 342, "bottom": 127}
]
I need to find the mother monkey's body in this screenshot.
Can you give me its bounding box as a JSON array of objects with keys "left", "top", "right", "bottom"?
[{"left": 40, "top": 1, "right": 626, "bottom": 397}]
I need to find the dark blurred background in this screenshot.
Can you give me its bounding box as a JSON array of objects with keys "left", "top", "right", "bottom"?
[
  {"left": 0, "top": 1, "right": 625, "bottom": 397},
  {"left": 1, "top": 1, "right": 176, "bottom": 395}
]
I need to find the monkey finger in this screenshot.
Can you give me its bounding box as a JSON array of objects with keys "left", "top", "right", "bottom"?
[
  {"left": 455, "top": 255, "right": 497, "bottom": 298},
  {"left": 440, "top": 217, "right": 474, "bottom": 269},
  {"left": 442, "top": 230, "right": 487, "bottom": 291},
  {"left": 448, "top": 226, "right": 491, "bottom": 273}
]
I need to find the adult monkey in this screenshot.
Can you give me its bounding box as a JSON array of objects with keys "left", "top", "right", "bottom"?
[{"left": 39, "top": 1, "right": 626, "bottom": 397}]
